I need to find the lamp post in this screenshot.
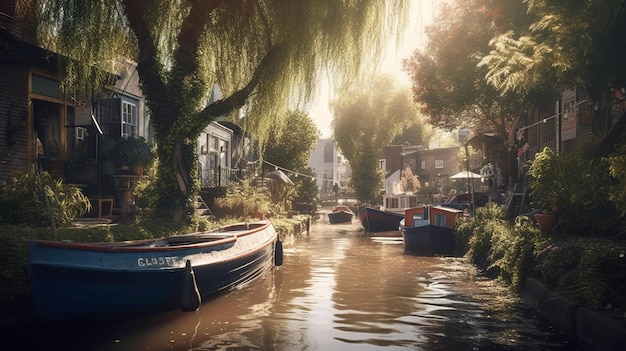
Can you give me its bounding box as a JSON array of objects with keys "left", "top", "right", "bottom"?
[
  {"left": 218, "top": 146, "right": 223, "bottom": 187},
  {"left": 464, "top": 142, "right": 474, "bottom": 214}
]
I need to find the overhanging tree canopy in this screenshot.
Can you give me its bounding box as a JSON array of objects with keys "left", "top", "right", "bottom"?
[{"left": 20, "top": 0, "right": 410, "bottom": 224}]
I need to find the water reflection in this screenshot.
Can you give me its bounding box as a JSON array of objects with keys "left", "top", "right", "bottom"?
[{"left": 9, "top": 220, "right": 582, "bottom": 351}]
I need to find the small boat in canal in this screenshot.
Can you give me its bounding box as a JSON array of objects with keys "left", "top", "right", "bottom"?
[
  {"left": 357, "top": 206, "right": 404, "bottom": 232},
  {"left": 27, "top": 220, "right": 282, "bottom": 321},
  {"left": 399, "top": 206, "right": 464, "bottom": 255},
  {"left": 328, "top": 205, "right": 354, "bottom": 224}
]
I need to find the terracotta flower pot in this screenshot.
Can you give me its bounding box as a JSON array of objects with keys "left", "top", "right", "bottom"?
[{"left": 534, "top": 213, "right": 557, "bottom": 234}]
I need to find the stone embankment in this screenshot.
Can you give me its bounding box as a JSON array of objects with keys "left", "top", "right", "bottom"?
[{"left": 522, "top": 277, "right": 626, "bottom": 351}]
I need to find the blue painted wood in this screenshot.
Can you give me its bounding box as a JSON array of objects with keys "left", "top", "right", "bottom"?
[
  {"left": 357, "top": 206, "right": 404, "bottom": 232},
  {"left": 27, "top": 220, "right": 278, "bottom": 321}
]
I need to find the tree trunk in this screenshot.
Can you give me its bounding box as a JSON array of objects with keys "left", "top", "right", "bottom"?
[{"left": 152, "top": 139, "right": 199, "bottom": 226}]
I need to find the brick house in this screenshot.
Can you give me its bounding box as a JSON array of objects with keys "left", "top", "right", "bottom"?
[{"left": 1, "top": 5, "right": 150, "bottom": 216}]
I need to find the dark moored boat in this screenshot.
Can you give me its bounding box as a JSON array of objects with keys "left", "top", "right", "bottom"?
[
  {"left": 358, "top": 206, "right": 404, "bottom": 232},
  {"left": 27, "top": 220, "right": 282, "bottom": 321},
  {"left": 400, "top": 206, "right": 464, "bottom": 255},
  {"left": 328, "top": 206, "right": 354, "bottom": 224}
]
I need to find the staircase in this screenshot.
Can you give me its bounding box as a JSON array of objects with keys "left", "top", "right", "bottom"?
[
  {"left": 504, "top": 175, "right": 529, "bottom": 215},
  {"left": 195, "top": 195, "right": 215, "bottom": 220}
]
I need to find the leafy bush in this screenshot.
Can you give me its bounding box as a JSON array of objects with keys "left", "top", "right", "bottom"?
[
  {"left": 458, "top": 204, "right": 550, "bottom": 290},
  {"left": 456, "top": 203, "right": 508, "bottom": 265},
  {"left": 459, "top": 204, "right": 626, "bottom": 310},
  {"left": 528, "top": 147, "right": 621, "bottom": 235},
  {"left": 0, "top": 171, "right": 91, "bottom": 227},
  {"left": 489, "top": 216, "right": 548, "bottom": 290},
  {"left": 606, "top": 143, "right": 626, "bottom": 219},
  {"left": 214, "top": 180, "right": 283, "bottom": 219},
  {"left": 111, "top": 136, "right": 155, "bottom": 169},
  {"left": 536, "top": 237, "right": 626, "bottom": 309}
]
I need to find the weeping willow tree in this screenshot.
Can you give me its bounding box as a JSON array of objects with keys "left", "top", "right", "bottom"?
[{"left": 18, "top": 0, "right": 410, "bottom": 225}]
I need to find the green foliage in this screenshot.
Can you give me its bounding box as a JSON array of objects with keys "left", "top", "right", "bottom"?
[
  {"left": 350, "top": 153, "right": 386, "bottom": 204},
  {"left": 489, "top": 217, "right": 548, "bottom": 290},
  {"left": 264, "top": 110, "right": 320, "bottom": 213},
  {"left": 459, "top": 204, "right": 626, "bottom": 310},
  {"left": 214, "top": 180, "right": 281, "bottom": 219},
  {"left": 406, "top": 0, "right": 530, "bottom": 137},
  {"left": 536, "top": 236, "right": 626, "bottom": 309},
  {"left": 456, "top": 203, "right": 509, "bottom": 268},
  {"left": 527, "top": 147, "right": 566, "bottom": 214},
  {"left": 271, "top": 215, "right": 311, "bottom": 238},
  {"left": 264, "top": 110, "right": 320, "bottom": 172},
  {"left": 333, "top": 74, "right": 418, "bottom": 203},
  {"left": 528, "top": 147, "right": 621, "bottom": 235},
  {"left": 0, "top": 171, "right": 91, "bottom": 227},
  {"left": 391, "top": 118, "right": 431, "bottom": 147},
  {"left": 0, "top": 226, "right": 47, "bottom": 300},
  {"left": 291, "top": 168, "right": 320, "bottom": 215},
  {"left": 31, "top": 0, "right": 410, "bottom": 225},
  {"left": 606, "top": 143, "right": 626, "bottom": 217},
  {"left": 112, "top": 136, "right": 155, "bottom": 169},
  {"left": 458, "top": 204, "right": 550, "bottom": 290}
]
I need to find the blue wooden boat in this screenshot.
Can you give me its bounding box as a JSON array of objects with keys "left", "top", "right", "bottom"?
[
  {"left": 400, "top": 206, "right": 464, "bottom": 255},
  {"left": 358, "top": 206, "right": 404, "bottom": 232},
  {"left": 27, "top": 220, "right": 282, "bottom": 321}
]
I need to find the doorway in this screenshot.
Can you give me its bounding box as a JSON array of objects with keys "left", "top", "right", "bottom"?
[{"left": 33, "top": 99, "right": 63, "bottom": 173}]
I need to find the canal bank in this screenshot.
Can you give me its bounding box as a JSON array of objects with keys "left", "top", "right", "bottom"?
[
  {"left": 2, "top": 215, "right": 625, "bottom": 351},
  {"left": 522, "top": 276, "right": 626, "bottom": 351}
]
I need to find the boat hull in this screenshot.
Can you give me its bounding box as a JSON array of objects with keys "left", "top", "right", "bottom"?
[
  {"left": 358, "top": 207, "right": 403, "bottom": 232},
  {"left": 400, "top": 224, "right": 455, "bottom": 255},
  {"left": 27, "top": 221, "right": 279, "bottom": 321},
  {"left": 328, "top": 207, "right": 353, "bottom": 224}
]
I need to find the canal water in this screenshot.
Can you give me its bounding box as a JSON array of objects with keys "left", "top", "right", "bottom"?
[{"left": 8, "top": 218, "right": 584, "bottom": 350}]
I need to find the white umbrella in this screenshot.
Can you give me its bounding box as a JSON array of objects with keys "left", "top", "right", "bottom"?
[
  {"left": 265, "top": 170, "right": 294, "bottom": 185},
  {"left": 450, "top": 171, "right": 482, "bottom": 179}
]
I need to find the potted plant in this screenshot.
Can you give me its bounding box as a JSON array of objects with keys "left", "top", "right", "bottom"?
[
  {"left": 112, "top": 136, "right": 155, "bottom": 175},
  {"left": 527, "top": 147, "right": 563, "bottom": 233}
]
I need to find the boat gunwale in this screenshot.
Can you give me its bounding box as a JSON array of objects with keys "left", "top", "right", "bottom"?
[{"left": 30, "top": 221, "right": 273, "bottom": 253}]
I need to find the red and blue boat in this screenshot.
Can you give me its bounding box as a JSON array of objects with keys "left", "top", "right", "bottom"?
[
  {"left": 358, "top": 206, "right": 404, "bottom": 232},
  {"left": 27, "top": 220, "right": 282, "bottom": 321},
  {"left": 399, "top": 206, "right": 464, "bottom": 255}
]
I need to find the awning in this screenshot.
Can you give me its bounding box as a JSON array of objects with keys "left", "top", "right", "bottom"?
[{"left": 450, "top": 171, "right": 482, "bottom": 179}]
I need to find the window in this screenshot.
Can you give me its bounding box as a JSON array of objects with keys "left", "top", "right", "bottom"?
[
  {"left": 386, "top": 197, "right": 399, "bottom": 209},
  {"left": 434, "top": 213, "right": 447, "bottom": 227},
  {"left": 435, "top": 159, "right": 443, "bottom": 168},
  {"left": 122, "top": 101, "right": 137, "bottom": 137},
  {"left": 379, "top": 159, "right": 386, "bottom": 171},
  {"left": 421, "top": 160, "right": 426, "bottom": 169}
]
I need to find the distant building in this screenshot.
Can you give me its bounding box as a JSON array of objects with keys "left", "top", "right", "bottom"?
[
  {"left": 382, "top": 144, "right": 460, "bottom": 195},
  {"left": 308, "top": 138, "right": 350, "bottom": 193}
]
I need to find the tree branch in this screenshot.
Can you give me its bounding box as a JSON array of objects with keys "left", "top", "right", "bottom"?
[
  {"left": 121, "top": 0, "right": 170, "bottom": 114},
  {"left": 193, "top": 44, "right": 283, "bottom": 131}
]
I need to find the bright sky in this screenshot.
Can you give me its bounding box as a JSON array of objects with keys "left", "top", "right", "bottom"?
[{"left": 306, "top": 1, "right": 440, "bottom": 138}]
